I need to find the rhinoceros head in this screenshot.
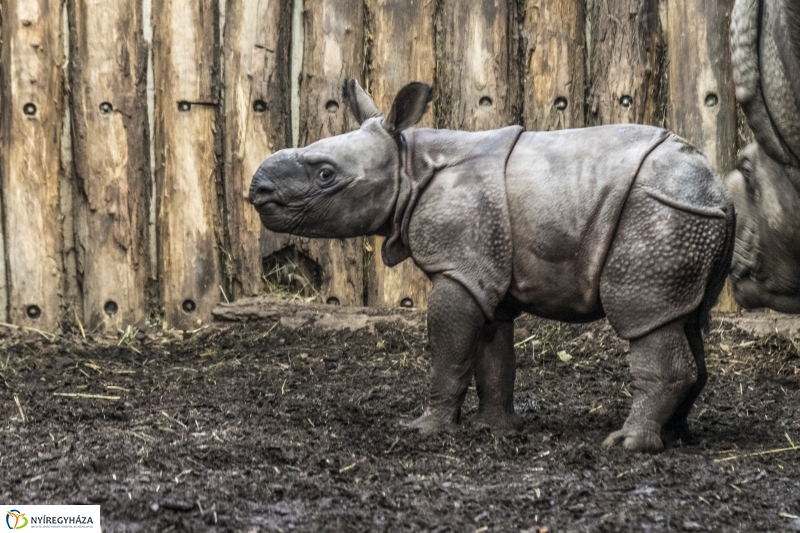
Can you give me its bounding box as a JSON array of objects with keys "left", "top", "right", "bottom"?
[
  {"left": 725, "top": 144, "right": 800, "bottom": 312},
  {"left": 249, "top": 79, "right": 433, "bottom": 238},
  {"left": 726, "top": 0, "right": 800, "bottom": 312}
]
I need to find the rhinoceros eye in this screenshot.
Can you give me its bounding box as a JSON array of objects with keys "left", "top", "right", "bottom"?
[
  {"left": 740, "top": 158, "right": 752, "bottom": 180},
  {"left": 317, "top": 168, "right": 336, "bottom": 186}
]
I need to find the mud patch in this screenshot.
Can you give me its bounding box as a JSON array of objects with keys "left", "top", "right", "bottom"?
[{"left": 1, "top": 312, "right": 799, "bottom": 532}]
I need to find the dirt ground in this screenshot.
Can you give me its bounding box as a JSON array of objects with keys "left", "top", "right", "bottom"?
[{"left": 1, "top": 304, "right": 799, "bottom": 533}]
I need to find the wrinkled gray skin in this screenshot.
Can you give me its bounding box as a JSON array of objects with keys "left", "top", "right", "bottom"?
[
  {"left": 250, "top": 79, "right": 735, "bottom": 453},
  {"left": 727, "top": 0, "right": 800, "bottom": 312}
]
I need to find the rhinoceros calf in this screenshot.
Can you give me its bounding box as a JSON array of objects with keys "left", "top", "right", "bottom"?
[{"left": 250, "top": 80, "right": 735, "bottom": 453}]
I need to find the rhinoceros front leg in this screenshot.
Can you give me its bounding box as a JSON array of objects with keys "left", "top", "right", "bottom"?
[
  {"left": 403, "top": 275, "right": 485, "bottom": 433},
  {"left": 473, "top": 319, "right": 523, "bottom": 431},
  {"left": 603, "top": 318, "right": 699, "bottom": 453}
]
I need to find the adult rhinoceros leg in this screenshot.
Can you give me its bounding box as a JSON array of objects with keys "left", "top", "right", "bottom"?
[
  {"left": 473, "top": 319, "right": 523, "bottom": 431},
  {"left": 603, "top": 318, "right": 697, "bottom": 453},
  {"left": 403, "top": 275, "right": 485, "bottom": 433}
]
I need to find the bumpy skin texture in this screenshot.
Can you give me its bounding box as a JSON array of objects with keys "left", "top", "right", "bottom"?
[
  {"left": 250, "top": 79, "right": 734, "bottom": 453},
  {"left": 727, "top": 0, "right": 800, "bottom": 312}
]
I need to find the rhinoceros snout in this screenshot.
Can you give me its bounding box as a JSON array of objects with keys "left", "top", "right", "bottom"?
[
  {"left": 249, "top": 150, "right": 301, "bottom": 208},
  {"left": 249, "top": 169, "right": 276, "bottom": 207}
]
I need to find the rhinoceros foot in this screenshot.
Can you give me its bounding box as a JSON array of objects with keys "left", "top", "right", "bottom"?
[
  {"left": 400, "top": 409, "right": 460, "bottom": 434},
  {"left": 471, "top": 410, "right": 523, "bottom": 433},
  {"left": 661, "top": 418, "right": 692, "bottom": 443},
  {"left": 603, "top": 423, "right": 664, "bottom": 454}
]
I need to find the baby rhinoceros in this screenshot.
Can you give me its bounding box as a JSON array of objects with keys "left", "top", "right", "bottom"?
[{"left": 249, "top": 80, "right": 735, "bottom": 453}]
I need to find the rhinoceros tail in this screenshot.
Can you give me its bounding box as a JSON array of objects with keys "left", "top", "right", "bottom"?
[{"left": 695, "top": 201, "right": 736, "bottom": 333}]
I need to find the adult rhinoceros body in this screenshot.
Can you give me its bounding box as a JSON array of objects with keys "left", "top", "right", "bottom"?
[
  {"left": 727, "top": 0, "right": 800, "bottom": 312},
  {"left": 250, "top": 80, "right": 734, "bottom": 453}
]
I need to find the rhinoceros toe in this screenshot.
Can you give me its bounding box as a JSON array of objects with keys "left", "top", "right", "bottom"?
[
  {"left": 399, "top": 409, "right": 459, "bottom": 434},
  {"left": 603, "top": 427, "right": 664, "bottom": 454}
]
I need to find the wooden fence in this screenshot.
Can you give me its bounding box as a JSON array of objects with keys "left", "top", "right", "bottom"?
[{"left": 0, "top": 0, "right": 741, "bottom": 332}]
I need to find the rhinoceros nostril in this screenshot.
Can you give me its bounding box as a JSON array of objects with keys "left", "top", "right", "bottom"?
[
  {"left": 249, "top": 175, "right": 278, "bottom": 205},
  {"left": 255, "top": 182, "right": 275, "bottom": 195}
]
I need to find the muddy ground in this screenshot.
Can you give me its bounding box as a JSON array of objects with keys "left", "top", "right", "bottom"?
[{"left": 1, "top": 304, "right": 799, "bottom": 533}]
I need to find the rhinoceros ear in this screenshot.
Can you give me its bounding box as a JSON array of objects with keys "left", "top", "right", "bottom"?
[
  {"left": 342, "top": 79, "right": 383, "bottom": 124},
  {"left": 383, "top": 82, "right": 433, "bottom": 135}
]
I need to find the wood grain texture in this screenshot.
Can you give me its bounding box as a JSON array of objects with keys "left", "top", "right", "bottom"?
[
  {"left": 586, "top": 0, "right": 663, "bottom": 125},
  {"left": 298, "top": 0, "right": 365, "bottom": 306},
  {"left": 665, "top": 0, "right": 739, "bottom": 312},
  {"left": 0, "top": 9, "right": 6, "bottom": 323},
  {"left": 365, "top": 0, "right": 434, "bottom": 309},
  {"left": 1, "top": 0, "right": 65, "bottom": 329},
  {"left": 436, "top": 0, "right": 521, "bottom": 131},
  {"left": 67, "top": 0, "right": 151, "bottom": 331},
  {"left": 521, "top": 0, "right": 585, "bottom": 130},
  {"left": 152, "top": 0, "right": 222, "bottom": 329},
  {"left": 213, "top": 296, "right": 424, "bottom": 335},
  {"left": 223, "top": 0, "right": 292, "bottom": 299}
]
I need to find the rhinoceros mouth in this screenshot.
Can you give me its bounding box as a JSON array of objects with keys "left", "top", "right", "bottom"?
[{"left": 252, "top": 198, "right": 285, "bottom": 210}]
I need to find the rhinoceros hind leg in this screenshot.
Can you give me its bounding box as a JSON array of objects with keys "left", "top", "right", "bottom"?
[
  {"left": 662, "top": 321, "right": 707, "bottom": 442},
  {"left": 603, "top": 318, "right": 699, "bottom": 453},
  {"left": 402, "top": 275, "right": 485, "bottom": 433},
  {"left": 472, "top": 319, "right": 523, "bottom": 432}
]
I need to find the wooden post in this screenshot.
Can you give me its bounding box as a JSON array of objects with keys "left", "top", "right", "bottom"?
[
  {"left": 586, "top": 0, "right": 664, "bottom": 126},
  {"left": 520, "top": 0, "right": 585, "bottom": 130},
  {"left": 152, "top": 0, "right": 222, "bottom": 329},
  {"left": 223, "top": 0, "right": 292, "bottom": 299},
  {"left": 436, "top": 0, "right": 521, "bottom": 131},
  {"left": 67, "top": 0, "right": 151, "bottom": 331},
  {"left": 0, "top": 11, "right": 5, "bottom": 324},
  {"left": 665, "top": 0, "right": 739, "bottom": 312},
  {"left": 0, "top": 0, "right": 65, "bottom": 330},
  {"left": 364, "top": 0, "right": 434, "bottom": 309},
  {"left": 297, "top": 0, "right": 365, "bottom": 306}
]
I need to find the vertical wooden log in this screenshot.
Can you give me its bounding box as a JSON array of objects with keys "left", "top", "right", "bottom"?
[
  {"left": 298, "top": 0, "right": 364, "bottom": 306},
  {"left": 152, "top": 0, "right": 222, "bottom": 329},
  {"left": 436, "top": 0, "right": 521, "bottom": 131},
  {"left": 67, "top": 0, "right": 150, "bottom": 331},
  {"left": 365, "top": 0, "right": 434, "bottom": 309},
  {"left": 586, "top": 0, "right": 664, "bottom": 126},
  {"left": 0, "top": 0, "right": 64, "bottom": 329},
  {"left": 520, "top": 0, "right": 585, "bottom": 130},
  {"left": 0, "top": 5, "right": 6, "bottom": 323},
  {"left": 223, "top": 0, "right": 292, "bottom": 299},
  {"left": 666, "top": 0, "right": 739, "bottom": 312}
]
